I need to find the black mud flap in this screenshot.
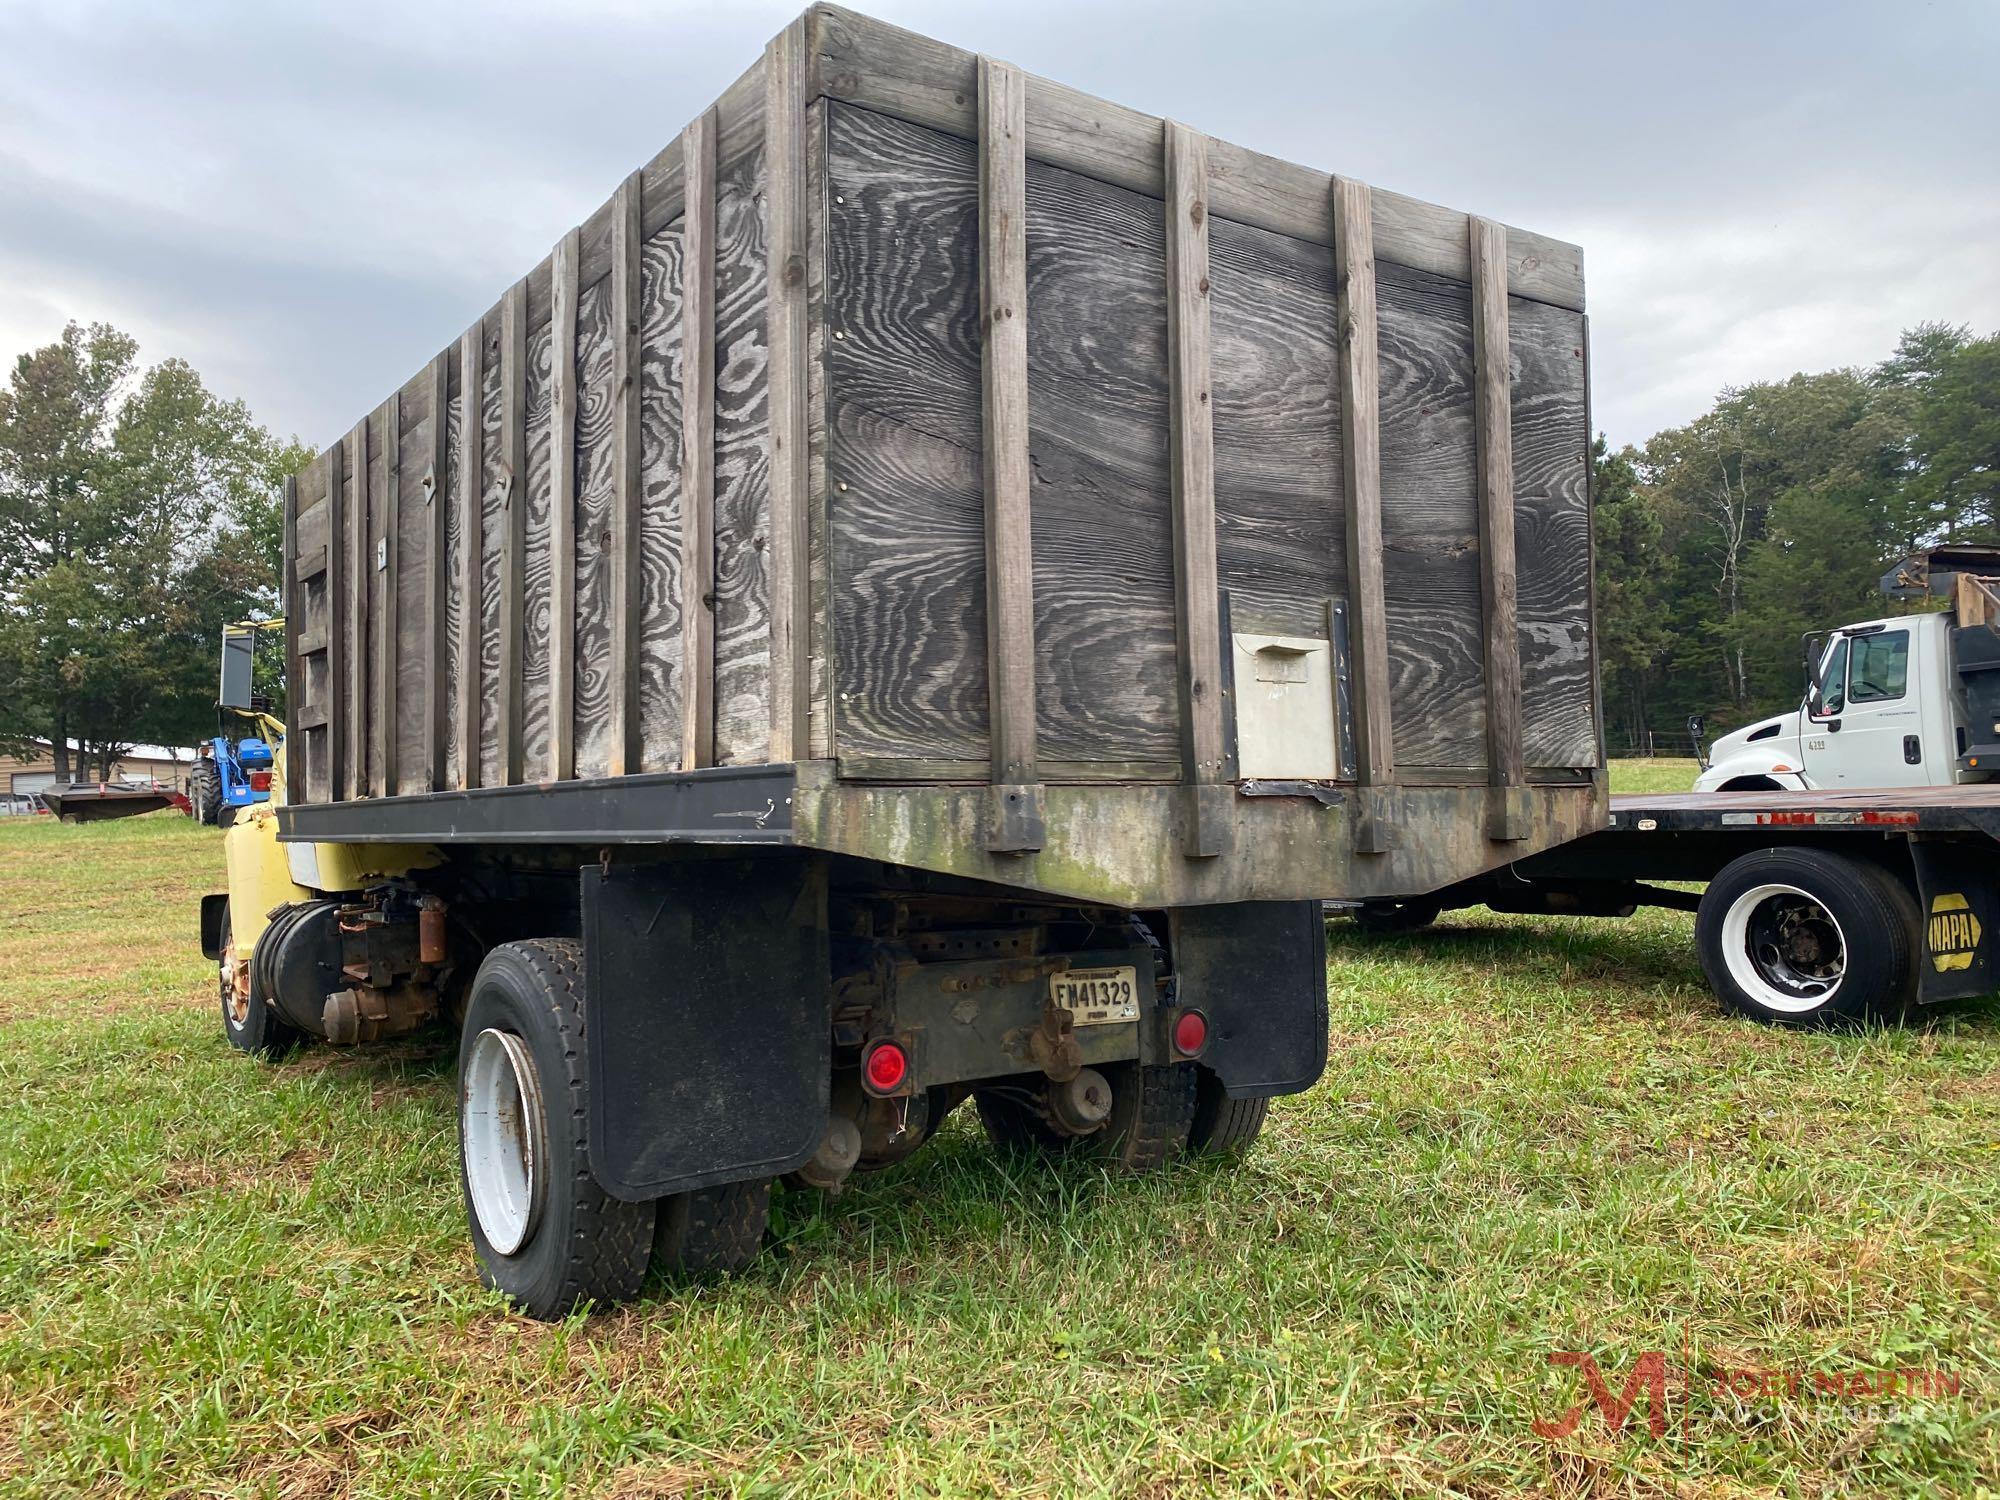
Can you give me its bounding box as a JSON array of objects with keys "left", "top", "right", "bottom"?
[
  {"left": 1169, "top": 901, "right": 1328, "bottom": 1099},
  {"left": 199, "top": 893, "right": 228, "bottom": 961},
  {"left": 1909, "top": 842, "right": 1999, "bottom": 1004},
  {"left": 582, "top": 855, "right": 830, "bottom": 1201}
]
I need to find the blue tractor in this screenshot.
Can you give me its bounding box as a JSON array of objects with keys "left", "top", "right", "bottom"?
[{"left": 191, "top": 620, "right": 285, "bottom": 828}]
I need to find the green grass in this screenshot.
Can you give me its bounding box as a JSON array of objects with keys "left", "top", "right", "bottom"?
[{"left": 1, "top": 765, "right": 1996, "bottom": 1497}]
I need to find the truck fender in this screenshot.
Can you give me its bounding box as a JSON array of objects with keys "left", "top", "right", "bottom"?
[{"left": 1694, "top": 757, "right": 1812, "bottom": 793}]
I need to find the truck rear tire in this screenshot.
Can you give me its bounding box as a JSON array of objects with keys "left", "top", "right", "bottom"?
[
  {"left": 652, "top": 1179, "right": 770, "bottom": 1277},
  {"left": 976, "top": 1061, "right": 1199, "bottom": 1174},
  {"left": 1696, "top": 849, "right": 1919, "bottom": 1028},
  {"left": 1350, "top": 899, "right": 1442, "bottom": 935},
  {"left": 458, "top": 939, "right": 654, "bottom": 1319},
  {"left": 1187, "top": 1069, "right": 1269, "bottom": 1156}
]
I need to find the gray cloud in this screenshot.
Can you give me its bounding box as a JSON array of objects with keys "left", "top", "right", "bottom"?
[{"left": 2, "top": 0, "right": 1994, "bottom": 449}]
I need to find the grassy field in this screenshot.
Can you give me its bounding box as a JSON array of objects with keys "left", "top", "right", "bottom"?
[{"left": 1, "top": 759, "right": 1995, "bottom": 1497}]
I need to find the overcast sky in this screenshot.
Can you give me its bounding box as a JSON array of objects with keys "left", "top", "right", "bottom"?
[{"left": 3, "top": 0, "right": 1994, "bottom": 453}]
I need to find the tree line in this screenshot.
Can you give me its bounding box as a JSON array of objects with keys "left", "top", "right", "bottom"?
[
  {"left": 2, "top": 317, "right": 1994, "bottom": 776},
  {"left": 1595, "top": 322, "right": 1999, "bottom": 753},
  {"left": 0, "top": 323, "right": 308, "bottom": 779}
]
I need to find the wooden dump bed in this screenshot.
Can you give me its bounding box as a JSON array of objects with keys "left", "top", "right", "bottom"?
[{"left": 277, "top": 4, "right": 1605, "bottom": 907}]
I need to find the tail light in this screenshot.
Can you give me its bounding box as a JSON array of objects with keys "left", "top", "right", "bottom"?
[
  {"left": 862, "top": 1040, "right": 909, "bottom": 1094},
  {"left": 248, "top": 771, "right": 272, "bottom": 792},
  {"left": 1171, "top": 1009, "right": 1209, "bottom": 1058}
]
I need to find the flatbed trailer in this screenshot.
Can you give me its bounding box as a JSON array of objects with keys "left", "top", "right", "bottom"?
[{"left": 1369, "top": 786, "right": 2000, "bottom": 1026}]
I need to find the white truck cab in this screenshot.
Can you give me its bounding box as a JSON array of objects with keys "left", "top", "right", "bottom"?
[{"left": 1696, "top": 549, "right": 2000, "bottom": 793}]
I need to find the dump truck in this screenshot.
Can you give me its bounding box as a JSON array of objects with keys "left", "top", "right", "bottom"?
[
  {"left": 1354, "top": 548, "right": 2000, "bottom": 1028},
  {"left": 200, "top": 4, "right": 1600, "bottom": 1317}
]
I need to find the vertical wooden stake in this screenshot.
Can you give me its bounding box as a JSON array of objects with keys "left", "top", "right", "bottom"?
[
  {"left": 281, "top": 473, "right": 302, "bottom": 801},
  {"left": 1165, "top": 120, "right": 1228, "bottom": 858},
  {"left": 425, "top": 351, "right": 449, "bottom": 791},
  {"left": 680, "top": 112, "right": 719, "bottom": 773},
  {"left": 680, "top": 111, "right": 720, "bottom": 776},
  {"left": 609, "top": 172, "right": 644, "bottom": 777},
  {"left": 343, "top": 418, "right": 369, "bottom": 800},
  {"left": 978, "top": 55, "right": 1042, "bottom": 853},
  {"left": 497, "top": 281, "right": 528, "bottom": 786},
  {"left": 1334, "top": 176, "right": 1394, "bottom": 853},
  {"left": 1471, "top": 215, "right": 1527, "bottom": 840},
  {"left": 325, "top": 436, "right": 349, "bottom": 803},
  {"left": 765, "top": 19, "right": 812, "bottom": 765},
  {"left": 455, "top": 326, "right": 484, "bottom": 788},
  {"left": 374, "top": 397, "right": 399, "bottom": 798},
  {"left": 549, "top": 227, "right": 581, "bottom": 783}
]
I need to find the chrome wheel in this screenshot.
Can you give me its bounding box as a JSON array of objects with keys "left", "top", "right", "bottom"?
[
  {"left": 1721, "top": 882, "right": 1846, "bottom": 1015},
  {"left": 462, "top": 1027, "right": 547, "bottom": 1257}
]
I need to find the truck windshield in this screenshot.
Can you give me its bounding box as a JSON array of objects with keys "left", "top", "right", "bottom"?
[{"left": 1812, "top": 637, "right": 1849, "bottom": 717}]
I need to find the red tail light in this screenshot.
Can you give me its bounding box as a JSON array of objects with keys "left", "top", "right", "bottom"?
[
  {"left": 248, "top": 771, "right": 273, "bottom": 792},
  {"left": 1171, "top": 1010, "right": 1209, "bottom": 1058},
  {"left": 862, "top": 1041, "right": 909, "bottom": 1094}
]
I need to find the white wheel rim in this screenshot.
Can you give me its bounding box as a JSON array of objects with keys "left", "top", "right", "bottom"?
[
  {"left": 462, "top": 1027, "right": 546, "bottom": 1256},
  {"left": 1720, "top": 882, "right": 1847, "bottom": 1015}
]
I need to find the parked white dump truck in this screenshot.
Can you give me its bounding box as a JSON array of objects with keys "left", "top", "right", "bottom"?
[{"left": 1359, "top": 548, "right": 2000, "bottom": 1030}]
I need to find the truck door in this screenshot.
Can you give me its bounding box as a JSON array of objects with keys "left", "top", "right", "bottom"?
[{"left": 1805, "top": 626, "right": 1927, "bottom": 787}]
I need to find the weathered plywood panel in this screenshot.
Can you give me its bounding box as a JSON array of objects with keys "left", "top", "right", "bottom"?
[
  {"left": 394, "top": 389, "right": 434, "bottom": 795},
  {"left": 476, "top": 331, "right": 507, "bottom": 788},
  {"left": 637, "top": 221, "right": 688, "bottom": 774},
  {"left": 1377, "top": 261, "right": 1484, "bottom": 770},
  {"left": 1209, "top": 212, "right": 1345, "bottom": 640},
  {"left": 712, "top": 136, "right": 773, "bottom": 765},
  {"left": 572, "top": 273, "right": 619, "bottom": 780},
  {"left": 440, "top": 380, "right": 466, "bottom": 790},
  {"left": 1510, "top": 295, "right": 1594, "bottom": 767},
  {"left": 520, "top": 319, "right": 556, "bottom": 780},
  {"left": 824, "top": 104, "right": 988, "bottom": 766},
  {"left": 1025, "top": 154, "right": 1179, "bottom": 768}
]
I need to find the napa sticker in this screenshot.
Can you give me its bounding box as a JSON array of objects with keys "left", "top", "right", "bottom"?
[{"left": 1927, "top": 893, "right": 1982, "bottom": 973}]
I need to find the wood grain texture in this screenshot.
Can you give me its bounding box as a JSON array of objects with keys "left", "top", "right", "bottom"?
[
  {"left": 322, "top": 441, "right": 346, "bottom": 803},
  {"left": 452, "top": 328, "right": 481, "bottom": 788},
  {"left": 520, "top": 310, "right": 557, "bottom": 782},
  {"left": 607, "top": 172, "right": 644, "bottom": 777},
  {"left": 1470, "top": 216, "right": 1523, "bottom": 812},
  {"left": 424, "top": 352, "right": 450, "bottom": 790},
  {"left": 1027, "top": 152, "right": 1180, "bottom": 767},
  {"left": 391, "top": 386, "right": 431, "bottom": 795},
  {"left": 548, "top": 228, "right": 581, "bottom": 782},
  {"left": 281, "top": 474, "right": 301, "bottom": 797},
  {"left": 496, "top": 283, "right": 527, "bottom": 785},
  {"left": 639, "top": 213, "right": 688, "bottom": 774},
  {"left": 805, "top": 4, "right": 1584, "bottom": 310},
  {"left": 571, "top": 258, "right": 618, "bottom": 781},
  {"left": 1509, "top": 294, "right": 1594, "bottom": 767},
  {"left": 678, "top": 113, "right": 717, "bottom": 771},
  {"left": 1377, "top": 259, "right": 1485, "bottom": 771},
  {"left": 710, "top": 128, "right": 772, "bottom": 767},
  {"left": 1210, "top": 211, "right": 1344, "bottom": 641},
  {"left": 979, "top": 58, "right": 1038, "bottom": 787},
  {"left": 823, "top": 105, "right": 987, "bottom": 767},
  {"left": 342, "top": 419, "right": 369, "bottom": 800},
  {"left": 1164, "top": 120, "right": 1223, "bottom": 788},
  {"left": 766, "top": 18, "right": 811, "bottom": 764},
  {"left": 805, "top": 98, "right": 834, "bottom": 763},
  {"left": 440, "top": 360, "right": 466, "bottom": 792},
  {"left": 374, "top": 398, "right": 401, "bottom": 797},
  {"left": 1333, "top": 177, "right": 1390, "bottom": 788}
]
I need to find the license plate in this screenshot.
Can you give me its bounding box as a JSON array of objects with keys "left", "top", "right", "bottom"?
[{"left": 1050, "top": 966, "right": 1140, "bottom": 1024}]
